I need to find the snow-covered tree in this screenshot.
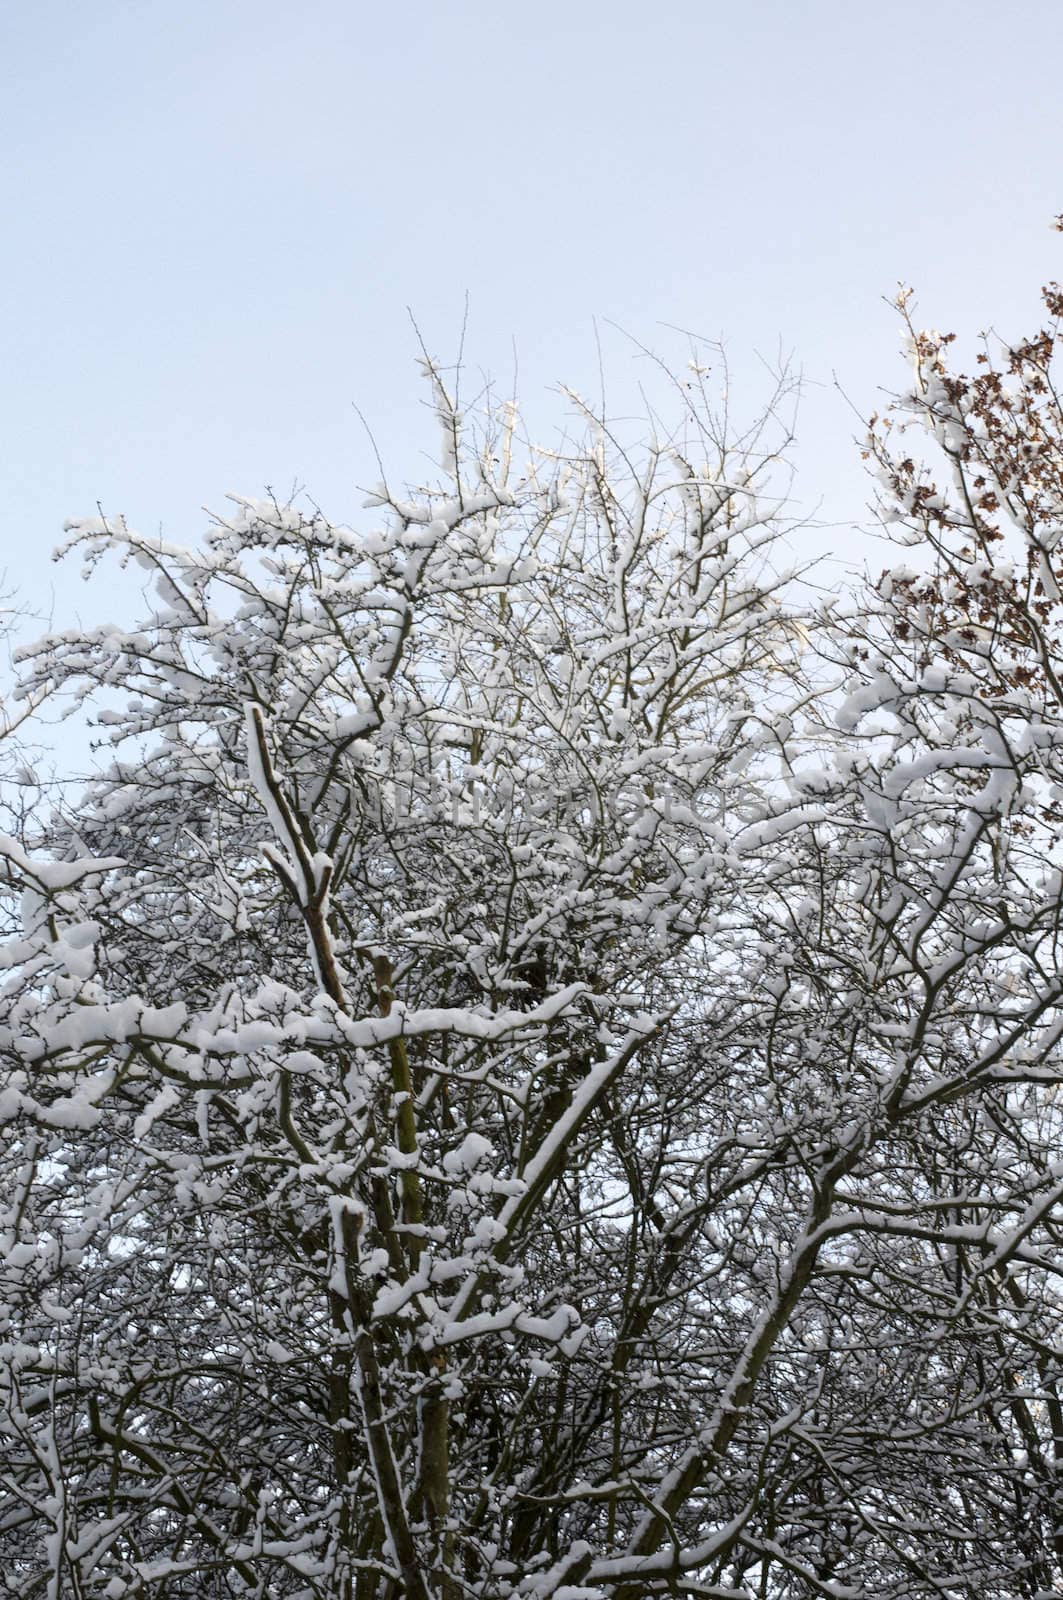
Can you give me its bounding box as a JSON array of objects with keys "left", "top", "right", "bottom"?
[{"left": 7, "top": 288, "right": 1063, "bottom": 1598}]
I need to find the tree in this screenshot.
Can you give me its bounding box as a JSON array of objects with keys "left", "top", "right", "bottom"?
[{"left": 5, "top": 287, "right": 1063, "bottom": 1598}]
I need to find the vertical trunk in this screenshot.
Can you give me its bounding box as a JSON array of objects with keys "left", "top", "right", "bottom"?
[{"left": 373, "top": 954, "right": 454, "bottom": 1597}]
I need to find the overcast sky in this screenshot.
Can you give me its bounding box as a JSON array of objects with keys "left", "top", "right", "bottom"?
[{"left": 4, "top": 0, "right": 1063, "bottom": 730}]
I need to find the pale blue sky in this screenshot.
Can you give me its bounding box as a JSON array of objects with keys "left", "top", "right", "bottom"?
[{"left": 3, "top": 0, "right": 1062, "bottom": 673}]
